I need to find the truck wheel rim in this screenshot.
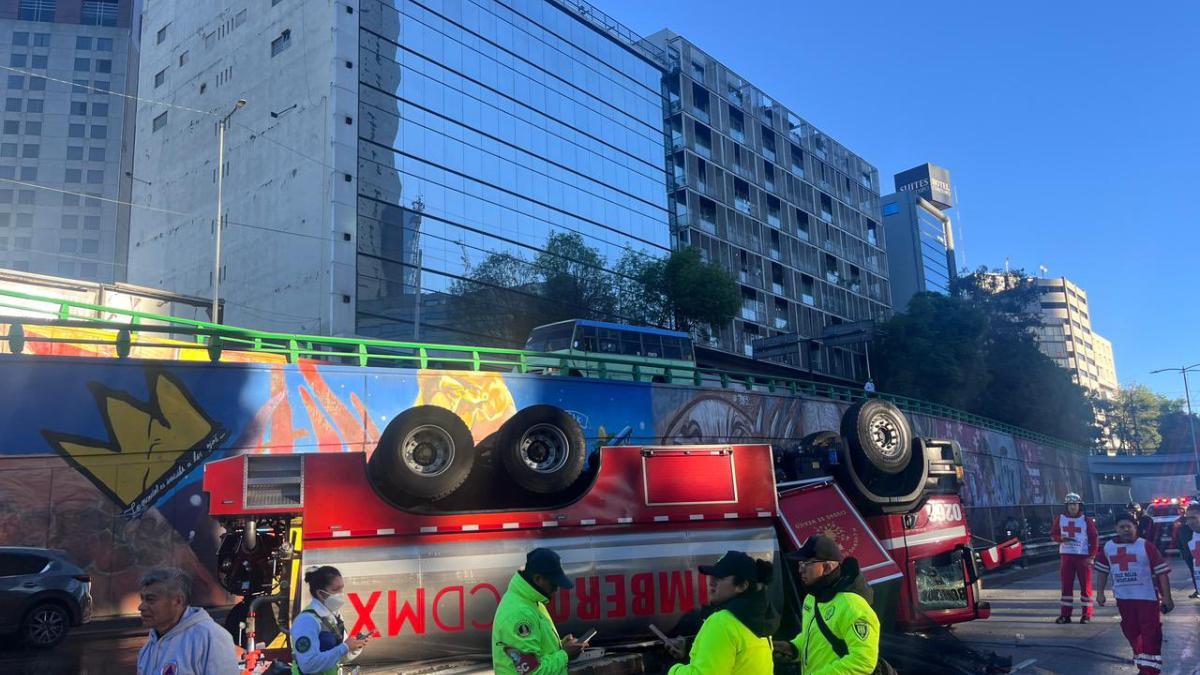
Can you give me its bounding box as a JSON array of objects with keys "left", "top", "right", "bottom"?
[
  {"left": 519, "top": 423, "right": 570, "bottom": 473},
  {"left": 401, "top": 425, "right": 455, "bottom": 477},
  {"left": 28, "top": 608, "right": 64, "bottom": 644},
  {"left": 869, "top": 415, "right": 901, "bottom": 458}
]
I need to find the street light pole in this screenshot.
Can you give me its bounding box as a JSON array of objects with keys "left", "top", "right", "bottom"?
[
  {"left": 1151, "top": 363, "right": 1200, "bottom": 491},
  {"left": 212, "top": 99, "right": 246, "bottom": 324}
]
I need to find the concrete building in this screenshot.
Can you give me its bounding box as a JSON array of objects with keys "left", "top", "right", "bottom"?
[
  {"left": 645, "top": 30, "right": 889, "bottom": 382},
  {"left": 0, "top": 0, "right": 136, "bottom": 283},
  {"left": 881, "top": 163, "right": 956, "bottom": 312},
  {"left": 1033, "top": 275, "right": 1118, "bottom": 399},
  {"left": 127, "top": 0, "right": 669, "bottom": 341}
]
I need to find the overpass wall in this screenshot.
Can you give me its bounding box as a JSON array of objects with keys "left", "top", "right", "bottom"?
[{"left": 0, "top": 357, "right": 1091, "bottom": 617}]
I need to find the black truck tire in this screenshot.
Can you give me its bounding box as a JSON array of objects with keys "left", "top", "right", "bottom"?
[
  {"left": 841, "top": 399, "right": 913, "bottom": 475},
  {"left": 369, "top": 406, "right": 476, "bottom": 502},
  {"left": 498, "top": 406, "right": 587, "bottom": 494}
]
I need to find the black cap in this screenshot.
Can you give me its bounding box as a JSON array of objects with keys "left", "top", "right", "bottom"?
[
  {"left": 785, "top": 535, "right": 845, "bottom": 563},
  {"left": 524, "top": 548, "right": 574, "bottom": 590},
  {"left": 698, "top": 550, "right": 758, "bottom": 582}
]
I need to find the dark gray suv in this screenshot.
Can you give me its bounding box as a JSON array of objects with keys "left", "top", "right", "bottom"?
[{"left": 0, "top": 547, "right": 93, "bottom": 647}]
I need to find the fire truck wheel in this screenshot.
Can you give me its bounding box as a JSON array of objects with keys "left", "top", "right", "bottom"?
[
  {"left": 370, "top": 406, "right": 476, "bottom": 501},
  {"left": 841, "top": 399, "right": 912, "bottom": 475},
  {"left": 498, "top": 406, "right": 587, "bottom": 494}
]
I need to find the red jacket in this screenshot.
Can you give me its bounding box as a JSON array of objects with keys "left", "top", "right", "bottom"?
[{"left": 1050, "top": 512, "right": 1099, "bottom": 556}]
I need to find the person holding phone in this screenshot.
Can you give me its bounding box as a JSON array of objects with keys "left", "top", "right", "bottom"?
[
  {"left": 290, "top": 566, "right": 370, "bottom": 675},
  {"left": 492, "top": 548, "right": 588, "bottom": 674},
  {"left": 667, "top": 550, "right": 778, "bottom": 674}
]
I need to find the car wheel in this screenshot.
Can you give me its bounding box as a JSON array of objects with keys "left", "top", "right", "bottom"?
[
  {"left": 368, "top": 406, "right": 476, "bottom": 502},
  {"left": 498, "top": 406, "right": 587, "bottom": 494},
  {"left": 23, "top": 603, "right": 69, "bottom": 648}
]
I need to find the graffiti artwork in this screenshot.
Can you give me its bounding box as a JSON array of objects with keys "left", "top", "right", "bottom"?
[{"left": 0, "top": 356, "right": 1093, "bottom": 616}]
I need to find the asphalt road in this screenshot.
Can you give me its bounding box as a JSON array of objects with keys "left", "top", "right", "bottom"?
[
  {"left": 953, "top": 558, "right": 1200, "bottom": 674},
  {"left": 3, "top": 560, "right": 1197, "bottom": 674}
]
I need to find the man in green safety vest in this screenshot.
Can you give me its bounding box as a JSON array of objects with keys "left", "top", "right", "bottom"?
[{"left": 492, "top": 548, "right": 588, "bottom": 674}]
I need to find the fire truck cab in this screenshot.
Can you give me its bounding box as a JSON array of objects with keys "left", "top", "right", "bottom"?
[{"left": 203, "top": 400, "right": 1019, "bottom": 669}]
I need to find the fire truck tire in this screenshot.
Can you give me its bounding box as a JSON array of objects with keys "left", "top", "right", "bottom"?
[
  {"left": 498, "top": 406, "right": 587, "bottom": 494},
  {"left": 841, "top": 399, "right": 912, "bottom": 475},
  {"left": 369, "top": 406, "right": 476, "bottom": 501}
]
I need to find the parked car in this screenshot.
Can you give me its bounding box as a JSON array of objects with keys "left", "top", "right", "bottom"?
[{"left": 0, "top": 547, "right": 93, "bottom": 647}]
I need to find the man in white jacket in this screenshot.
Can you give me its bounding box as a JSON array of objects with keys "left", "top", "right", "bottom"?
[{"left": 136, "top": 568, "right": 239, "bottom": 675}]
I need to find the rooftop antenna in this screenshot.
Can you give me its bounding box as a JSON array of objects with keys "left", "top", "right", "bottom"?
[{"left": 1038, "top": 264, "right": 1048, "bottom": 278}]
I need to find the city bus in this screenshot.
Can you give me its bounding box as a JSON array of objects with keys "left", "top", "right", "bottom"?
[{"left": 523, "top": 319, "right": 696, "bottom": 382}]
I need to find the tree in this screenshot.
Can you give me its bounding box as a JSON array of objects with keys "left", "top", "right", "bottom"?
[
  {"left": 1107, "top": 385, "right": 1170, "bottom": 454},
  {"left": 660, "top": 247, "right": 740, "bottom": 333}
]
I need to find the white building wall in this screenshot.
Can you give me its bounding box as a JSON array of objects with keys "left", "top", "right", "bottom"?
[{"left": 128, "top": 0, "right": 353, "bottom": 334}]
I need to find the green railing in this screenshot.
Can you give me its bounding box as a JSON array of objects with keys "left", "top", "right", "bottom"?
[{"left": 0, "top": 287, "right": 1089, "bottom": 454}]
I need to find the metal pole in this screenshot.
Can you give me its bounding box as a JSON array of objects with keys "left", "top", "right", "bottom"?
[
  {"left": 212, "top": 118, "right": 225, "bottom": 323},
  {"left": 864, "top": 339, "right": 872, "bottom": 381},
  {"left": 1183, "top": 368, "right": 1200, "bottom": 488}
]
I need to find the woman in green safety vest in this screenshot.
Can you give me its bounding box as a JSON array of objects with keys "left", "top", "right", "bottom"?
[
  {"left": 668, "top": 550, "right": 780, "bottom": 675},
  {"left": 290, "top": 566, "right": 372, "bottom": 675}
]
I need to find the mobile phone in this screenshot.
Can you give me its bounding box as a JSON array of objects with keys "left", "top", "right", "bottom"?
[
  {"left": 648, "top": 624, "right": 670, "bottom": 644},
  {"left": 580, "top": 628, "right": 598, "bottom": 644}
]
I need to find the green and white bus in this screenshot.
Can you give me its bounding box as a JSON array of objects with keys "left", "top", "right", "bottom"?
[{"left": 523, "top": 319, "right": 696, "bottom": 382}]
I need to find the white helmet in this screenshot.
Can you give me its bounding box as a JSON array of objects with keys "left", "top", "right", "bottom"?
[{"left": 1064, "top": 492, "right": 1082, "bottom": 504}]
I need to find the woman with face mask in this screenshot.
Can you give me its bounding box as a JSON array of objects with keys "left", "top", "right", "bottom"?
[{"left": 290, "top": 566, "right": 371, "bottom": 674}]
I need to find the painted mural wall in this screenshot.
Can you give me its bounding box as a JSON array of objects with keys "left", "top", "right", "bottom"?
[{"left": 0, "top": 357, "right": 1091, "bottom": 616}]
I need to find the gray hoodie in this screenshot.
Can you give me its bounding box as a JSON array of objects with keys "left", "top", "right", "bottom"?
[{"left": 137, "top": 605, "right": 239, "bottom": 675}]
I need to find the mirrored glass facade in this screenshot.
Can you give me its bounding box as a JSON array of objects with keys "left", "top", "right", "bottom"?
[
  {"left": 881, "top": 190, "right": 956, "bottom": 314},
  {"left": 356, "top": 0, "right": 669, "bottom": 345}
]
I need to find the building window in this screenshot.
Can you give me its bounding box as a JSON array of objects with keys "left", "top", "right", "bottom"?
[
  {"left": 153, "top": 111, "right": 168, "bottom": 131},
  {"left": 179, "top": 51, "right": 189, "bottom": 67},
  {"left": 95, "top": 59, "right": 112, "bottom": 74},
  {"left": 2, "top": 122, "right": 16, "bottom": 135},
  {"left": 762, "top": 128, "right": 776, "bottom": 162},
  {"left": 28, "top": 77, "right": 45, "bottom": 91},
  {"left": 22, "top": 144, "right": 38, "bottom": 158},
  {"left": 4, "top": 99, "right": 20, "bottom": 113},
  {"left": 866, "top": 221, "right": 878, "bottom": 246},
  {"left": 271, "top": 29, "right": 292, "bottom": 56},
  {"left": 19, "top": 167, "right": 35, "bottom": 181},
  {"left": 94, "top": 81, "right": 109, "bottom": 94},
  {"left": 79, "top": 262, "right": 98, "bottom": 279},
  {"left": 154, "top": 68, "right": 167, "bottom": 88},
  {"left": 67, "top": 146, "right": 83, "bottom": 160},
  {"left": 82, "top": 0, "right": 119, "bottom": 27},
  {"left": 729, "top": 106, "right": 744, "bottom": 142},
  {"left": 18, "top": 190, "right": 34, "bottom": 205},
  {"left": 30, "top": 55, "right": 47, "bottom": 69},
  {"left": 60, "top": 238, "right": 77, "bottom": 253},
  {"left": 157, "top": 25, "right": 168, "bottom": 44},
  {"left": 820, "top": 193, "right": 834, "bottom": 222},
  {"left": 26, "top": 99, "right": 42, "bottom": 113},
  {"left": 90, "top": 125, "right": 107, "bottom": 139},
  {"left": 9, "top": 54, "right": 27, "bottom": 68},
  {"left": 881, "top": 202, "right": 900, "bottom": 216},
  {"left": 92, "top": 102, "right": 108, "bottom": 117},
  {"left": 767, "top": 196, "right": 781, "bottom": 227},
  {"left": 25, "top": 121, "right": 40, "bottom": 135},
  {"left": 734, "top": 178, "right": 752, "bottom": 214},
  {"left": 7, "top": 75, "right": 24, "bottom": 89},
  {"left": 75, "top": 58, "right": 91, "bottom": 72},
  {"left": 81, "top": 239, "right": 99, "bottom": 254},
  {"left": 694, "top": 123, "right": 712, "bottom": 159},
  {"left": 88, "top": 147, "right": 105, "bottom": 161},
  {"left": 691, "top": 83, "right": 709, "bottom": 123},
  {"left": 69, "top": 124, "right": 85, "bottom": 138},
  {"left": 84, "top": 216, "right": 100, "bottom": 230},
  {"left": 12, "top": 32, "right": 29, "bottom": 46},
  {"left": 691, "top": 59, "right": 705, "bottom": 81},
  {"left": 0, "top": 143, "right": 16, "bottom": 157},
  {"left": 18, "top": 0, "right": 56, "bottom": 22},
  {"left": 76, "top": 36, "right": 93, "bottom": 50},
  {"left": 763, "top": 162, "right": 775, "bottom": 193},
  {"left": 62, "top": 215, "right": 78, "bottom": 229},
  {"left": 790, "top": 144, "right": 805, "bottom": 177},
  {"left": 71, "top": 101, "right": 88, "bottom": 115},
  {"left": 33, "top": 33, "right": 49, "bottom": 47},
  {"left": 72, "top": 79, "right": 88, "bottom": 94},
  {"left": 797, "top": 210, "right": 810, "bottom": 241},
  {"left": 96, "top": 37, "right": 112, "bottom": 51},
  {"left": 86, "top": 169, "right": 103, "bottom": 184},
  {"left": 65, "top": 168, "right": 82, "bottom": 182}
]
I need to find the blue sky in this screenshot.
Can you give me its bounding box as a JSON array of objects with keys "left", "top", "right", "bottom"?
[{"left": 602, "top": 0, "right": 1200, "bottom": 400}]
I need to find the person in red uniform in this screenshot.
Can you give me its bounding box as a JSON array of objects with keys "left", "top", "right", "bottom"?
[
  {"left": 1094, "top": 512, "right": 1174, "bottom": 675},
  {"left": 1050, "top": 492, "right": 1098, "bottom": 623}
]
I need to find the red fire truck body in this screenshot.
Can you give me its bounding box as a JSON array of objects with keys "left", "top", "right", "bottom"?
[{"left": 205, "top": 440, "right": 1015, "bottom": 667}]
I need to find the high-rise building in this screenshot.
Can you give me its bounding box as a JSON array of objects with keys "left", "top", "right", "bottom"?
[
  {"left": 880, "top": 163, "right": 956, "bottom": 312},
  {"left": 1034, "top": 275, "right": 1118, "bottom": 399},
  {"left": 645, "top": 30, "right": 889, "bottom": 381},
  {"left": 128, "top": 0, "right": 669, "bottom": 341},
  {"left": 0, "top": 0, "right": 136, "bottom": 283}
]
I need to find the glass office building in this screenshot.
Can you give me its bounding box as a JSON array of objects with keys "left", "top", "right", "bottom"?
[
  {"left": 881, "top": 164, "right": 957, "bottom": 313},
  {"left": 355, "top": 0, "right": 670, "bottom": 345}
]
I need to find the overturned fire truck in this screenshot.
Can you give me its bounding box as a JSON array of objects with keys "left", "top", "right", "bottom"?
[{"left": 204, "top": 399, "right": 1021, "bottom": 669}]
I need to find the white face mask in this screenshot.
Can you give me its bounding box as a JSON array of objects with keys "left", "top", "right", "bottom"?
[{"left": 321, "top": 591, "right": 347, "bottom": 612}]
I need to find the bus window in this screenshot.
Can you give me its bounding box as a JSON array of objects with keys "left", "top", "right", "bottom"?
[
  {"left": 598, "top": 329, "right": 619, "bottom": 354},
  {"left": 575, "top": 324, "right": 597, "bottom": 352},
  {"left": 620, "top": 332, "right": 643, "bottom": 356},
  {"left": 526, "top": 322, "right": 575, "bottom": 352},
  {"left": 661, "top": 337, "right": 682, "bottom": 360},
  {"left": 642, "top": 334, "right": 663, "bottom": 358}
]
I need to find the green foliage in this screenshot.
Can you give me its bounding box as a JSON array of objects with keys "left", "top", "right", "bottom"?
[
  {"left": 661, "top": 247, "right": 741, "bottom": 333},
  {"left": 871, "top": 267, "right": 1101, "bottom": 447}
]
